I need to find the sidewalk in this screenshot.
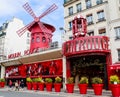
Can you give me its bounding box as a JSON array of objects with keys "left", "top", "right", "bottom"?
[{"left": 0, "top": 87, "right": 112, "bottom": 97}]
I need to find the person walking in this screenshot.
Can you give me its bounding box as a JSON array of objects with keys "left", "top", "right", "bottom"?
[
  {"left": 15, "top": 80, "right": 19, "bottom": 91},
  {"left": 9, "top": 80, "right": 13, "bottom": 88},
  {"left": 20, "top": 79, "right": 24, "bottom": 90}
]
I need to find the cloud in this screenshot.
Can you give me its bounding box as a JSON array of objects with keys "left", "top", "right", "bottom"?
[
  {"left": 0, "top": 0, "right": 28, "bottom": 17},
  {"left": 0, "top": 0, "right": 64, "bottom": 42}
]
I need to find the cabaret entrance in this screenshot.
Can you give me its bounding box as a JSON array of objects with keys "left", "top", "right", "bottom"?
[{"left": 66, "top": 54, "right": 110, "bottom": 90}]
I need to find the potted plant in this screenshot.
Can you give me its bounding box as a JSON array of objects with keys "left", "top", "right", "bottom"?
[
  {"left": 0, "top": 78, "right": 5, "bottom": 88},
  {"left": 54, "top": 76, "right": 62, "bottom": 92},
  {"left": 45, "top": 78, "right": 53, "bottom": 92},
  {"left": 37, "top": 77, "right": 44, "bottom": 91},
  {"left": 110, "top": 75, "right": 120, "bottom": 97},
  {"left": 91, "top": 77, "right": 103, "bottom": 95},
  {"left": 32, "top": 78, "right": 38, "bottom": 90},
  {"left": 66, "top": 77, "right": 74, "bottom": 93},
  {"left": 26, "top": 77, "right": 32, "bottom": 90},
  {"left": 78, "top": 76, "right": 88, "bottom": 94}
]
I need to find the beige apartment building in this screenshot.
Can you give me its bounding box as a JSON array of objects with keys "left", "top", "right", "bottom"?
[{"left": 63, "top": 0, "right": 120, "bottom": 64}]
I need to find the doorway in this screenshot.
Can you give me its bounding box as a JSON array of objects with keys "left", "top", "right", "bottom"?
[{"left": 70, "top": 55, "right": 108, "bottom": 89}]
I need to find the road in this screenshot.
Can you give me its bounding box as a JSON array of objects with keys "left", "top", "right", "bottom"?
[
  {"left": 0, "top": 91, "right": 66, "bottom": 97},
  {"left": 0, "top": 87, "right": 112, "bottom": 97}
]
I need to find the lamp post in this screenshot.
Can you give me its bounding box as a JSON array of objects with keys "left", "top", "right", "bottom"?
[{"left": 59, "top": 27, "right": 66, "bottom": 44}]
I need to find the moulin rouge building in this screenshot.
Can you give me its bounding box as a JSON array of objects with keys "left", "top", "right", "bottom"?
[{"left": 0, "top": 3, "right": 120, "bottom": 90}]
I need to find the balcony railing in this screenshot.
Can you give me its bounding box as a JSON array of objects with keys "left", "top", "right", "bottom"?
[{"left": 62, "top": 36, "right": 110, "bottom": 56}]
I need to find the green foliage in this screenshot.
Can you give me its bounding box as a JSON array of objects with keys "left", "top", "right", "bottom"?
[
  {"left": 55, "top": 76, "right": 62, "bottom": 83},
  {"left": 92, "top": 77, "right": 103, "bottom": 84},
  {"left": 0, "top": 78, "right": 5, "bottom": 82},
  {"left": 67, "top": 77, "right": 74, "bottom": 84},
  {"left": 32, "top": 78, "right": 39, "bottom": 82},
  {"left": 37, "top": 77, "right": 44, "bottom": 83},
  {"left": 110, "top": 75, "right": 120, "bottom": 84},
  {"left": 45, "top": 78, "right": 53, "bottom": 83},
  {"left": 26, "top": 77, "right": 32, "bottom": 82},
  {"left": 79, "top": 77, "right": 88, "bottom": 84}
]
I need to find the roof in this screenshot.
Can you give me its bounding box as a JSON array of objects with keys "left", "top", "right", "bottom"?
[{"left": 0, "top": 48, "right": 62, "bottom": 66}]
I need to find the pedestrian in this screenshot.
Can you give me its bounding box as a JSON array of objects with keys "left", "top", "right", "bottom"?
[
  {"left": 15, "top": 80, "right": 19, "bottom": 91},
  {"left": 9, "top": 80, "right": 12, "bottom": 88},
  {"left": 20, "top": 79, "right": 24, "bottom": 90}
]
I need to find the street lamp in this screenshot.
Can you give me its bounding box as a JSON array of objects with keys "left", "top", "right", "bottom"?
[{"left": 59, "top": 27, "right": 66, "bottom": 44}]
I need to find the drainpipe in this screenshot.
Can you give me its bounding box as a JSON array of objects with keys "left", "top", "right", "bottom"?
[
  {"left": 1, "top": 64, "right": 5, "bottom": 78},
  {"left": 63, "top": 55, "right": 66, "bottom": 91}
]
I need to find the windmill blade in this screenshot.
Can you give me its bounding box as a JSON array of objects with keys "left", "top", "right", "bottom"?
[
  {"left": 38, "top": 4, "right": 58, "bottom": 19},
  {"left": 23, "top": 2, "right": 36, "bottom": 19},
  {"left": 38, "top": 22, "right": 53, "bottom": 38},
  {"left": 17, "top": 21, "right": 35, "bottom": 37}
]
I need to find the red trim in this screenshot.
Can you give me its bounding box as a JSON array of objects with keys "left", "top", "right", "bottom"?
[
  {"left": 109, "top": 64, "right": 120, "bottom": 70},
  {"left": 63, "top": 36, "right": 110, "bottom": 57},
  {"left": 6, "top": 76, "right": 26, "bottom": 79}
]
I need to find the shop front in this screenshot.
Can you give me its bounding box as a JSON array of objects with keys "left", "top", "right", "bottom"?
[
  {"left": 62, "top": 36, "right": 111, "bottom": 90},
  {"left": 1, "top": 48, "right": 63, "bottom": 86}
]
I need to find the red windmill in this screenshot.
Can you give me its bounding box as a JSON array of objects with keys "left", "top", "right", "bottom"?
[{"left": 17, "top": 2, "right": 58, "bottom": 53}]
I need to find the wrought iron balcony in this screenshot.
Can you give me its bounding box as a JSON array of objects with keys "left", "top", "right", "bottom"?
[{"left": 62, "top": 36, "right": 110, "bottom": 56}]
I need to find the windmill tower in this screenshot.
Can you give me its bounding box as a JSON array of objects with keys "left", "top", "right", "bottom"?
[{"left": 17, "top": 2, "right": 58, "bottom": 53}]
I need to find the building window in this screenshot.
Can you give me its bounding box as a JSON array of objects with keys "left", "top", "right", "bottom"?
[
  {"left": 97, "top": 10, "right": 105, "bottom": 22},
  {"left": 31, "top": 38, "right": 34, "bottom": 43},
  {"left": 64, "top": 0, "right": 70, "bottom": 3},
  {"left": 86, "top": 0, "right": 92, "bottom": 9},
  {"left": 27, "top": 39, "right": 30, "bottom": 44},
  {"left": 115, "top": 27, "right": 120, "bottom": 39},
  {"left": 76, "top": 3, "right": 82, "bottom": 12},
  {"left": 68, "top": 6, "right": 73, "bottom": 16},
  {"left": 86, "top": 14, "right": 93, "bottom": 25},
  {"left": 36, "top": 36, "right": 40, "bottom": 42},
  {"left": 27, "top": 33, "right": 30, "bottom": 37},
  {"left": 118, "top": 49, "right": 120, "bottom": 61},
  {"left": 69, "top": 36, "right": 73, "bottom": 40},
  {"left": 69, "top": 21, "right": 72, "bottom": 30},
  {"left": 87, "top": 31, "right": 94, "bottom": 36},
  {"left": 98, "top": 28, "right": 106, "bottom": 36},
  {"left": 96, "top": 0, "right": 103, "bottom": 5},
  {"left": 42, "top": 37, "right": 46, "bottom": 43}
]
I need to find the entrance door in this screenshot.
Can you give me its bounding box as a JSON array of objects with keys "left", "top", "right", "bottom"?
[{"left": 70, "top": 55, "right": 108, "bottom": 89}]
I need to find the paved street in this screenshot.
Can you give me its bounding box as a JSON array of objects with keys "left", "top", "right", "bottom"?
[
  {"left": 0, "top": 91, "right": 66, "bottom": 97},
  {"left": 0, "top": 87, "right": 112, "bottom": 97}
]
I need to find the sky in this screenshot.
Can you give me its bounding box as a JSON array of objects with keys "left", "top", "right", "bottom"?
[{"left": 0, "top": 0, "right": 64, "bottom": 44}]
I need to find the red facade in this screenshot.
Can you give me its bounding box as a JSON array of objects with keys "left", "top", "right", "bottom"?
[
  {"left": 5, "top": 59, "right": 62, "bottom": 78},
  {"left": 29, "top": 23, "right": 55, "bottom": 53},
  {"left": 62, "top": 15, "right": 113, "bottom": 89}
]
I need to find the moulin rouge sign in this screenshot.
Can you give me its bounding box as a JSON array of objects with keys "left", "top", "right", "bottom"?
[{"left": 8, "top": 48, "right": 39, "bottom": 59}]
